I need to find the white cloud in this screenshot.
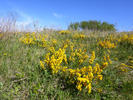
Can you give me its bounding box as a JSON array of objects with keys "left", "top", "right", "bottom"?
[
  {"left": 53, "top": 12, "right": 63, "bottom": 18},
  {"left": 15, "top": 10, "right": 33, "bottom": 26},
  {"left": 4, "top": 1, "right": 34, "bottom": 26},
  {"left": 13, "top": 9, "right": 37, "bottom": 31}
]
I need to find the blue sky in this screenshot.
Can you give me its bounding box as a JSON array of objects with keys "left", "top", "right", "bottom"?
[{"left": 0, "top": 0, "right": 133, "bottom": 31}]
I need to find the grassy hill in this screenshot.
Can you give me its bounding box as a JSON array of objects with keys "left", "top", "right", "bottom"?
[{"left": 0, "top": 31, "right": 133, "bottom": 100}]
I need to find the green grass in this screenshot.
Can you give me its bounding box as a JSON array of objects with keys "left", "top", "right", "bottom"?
[{"left": 0, "top": 32, "right": 133, "bottom": 100}]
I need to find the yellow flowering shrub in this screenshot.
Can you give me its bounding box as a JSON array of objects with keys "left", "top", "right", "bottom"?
[{"left": 40, "top": 45, "right": 112, "bottom": 94}]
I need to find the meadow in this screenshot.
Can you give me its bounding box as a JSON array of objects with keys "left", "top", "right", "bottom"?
[{"left": 0, "top": 30, "right": 133, "bottom": 100}]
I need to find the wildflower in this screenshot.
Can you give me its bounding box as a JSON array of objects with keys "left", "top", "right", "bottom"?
[
  {"left": 98, "top": 40, "right": 116, "bottom": 48},
  {"left": 73, "top": 34, "right": 86, "bottom": 39},
  {"left": 52, "top": 39, "right": 57, "bottom": 44},
  {"left": 120, "top": 67, "right": 128, "bottom": 72},
  {"left": 76, "top": 83, "right": 82, "bottom": 91},
  {"left": 87, "top": 66, "right": 93, "bottom": 72},
  {"left": 59, "top": 30, "right": 71, "bottom": 34},
  {"left": 40, "top": 61, "right": 45, "bottom": 69},
  {"left": 97, "top": 75, "right": 103, "bottom": 80},
  {"left": 102, "top": 62, "right": 108, "bottom": 69},
  {"left": 86, "top": 83, "right": 92, "bottom": 93},
  {"left": 97, "top": 88, "right": 102, "bottom": 93},
  {"left": 79, "top": 59, "right": 83, "bottom": 64},
  {"left": 89, "top": 51, "right": 95, "bottom": 64}
]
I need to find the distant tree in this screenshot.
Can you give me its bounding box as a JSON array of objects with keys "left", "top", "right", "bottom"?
[
  {"left": 68, "top": 22, "right": 80, "bottom": 30},
  {"left": 87, "top": 20, "right": 101, "bottom": 31},
  {"left": 101, "top": 22, "right": 116, "bottom": 31},
  {"left": 80, "top": 21, "right": 88, "bottom": 30},
  {"left": 68, "top": 20, "right": 116, "bottom": 31},
  {"left": 68, "top": 23, "right": 74, "bottom": 30}
]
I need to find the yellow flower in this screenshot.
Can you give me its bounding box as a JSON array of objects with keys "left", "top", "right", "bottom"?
[
  {"left": 120, "top": 67, "right": 128, "bottom": 72},
  {"left": 79, "top": 59, "right": 83, "bottom": 64},
  {"left": 97, "top": 88, "right": 102, "bottom": 93},
  {"left": 76, "top": 84, "right": 82, "bottom": 91},
  {"left": 102, "top": 62, "right": 108, "bottom": 69},
  {"left": 97, "top": 75, "right": 103, "bottom": 80},
  {"left": 89, "top": 51, "right": 95, "bottom": 64},
  {"left": 87, "top": 66, "right": 93, "bottom": 72},
  {"left": 76, "top": 73, "right": 81, "bottom": 77},
  {"left": 52, "top": 39, "right": 57, "bottom": 44},
  {"left": 40, "top": 61, "right": 45, "bottom": 69},
  {"left": 86, "top": 83, "right": 92, "bottom": 93}
]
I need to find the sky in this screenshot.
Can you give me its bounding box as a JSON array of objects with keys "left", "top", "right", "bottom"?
[{"left": 0, "top": 0, "right": 133, "bottom": 31}]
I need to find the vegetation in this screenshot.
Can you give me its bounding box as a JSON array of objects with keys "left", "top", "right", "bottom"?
[
  {"left": 68, "top": 20, "right": 116, "bottom": 31},
  {"left": 0, "top": 30, "right": 133, "bottom": 100}
]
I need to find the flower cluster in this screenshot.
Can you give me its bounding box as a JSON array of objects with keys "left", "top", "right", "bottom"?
[
  {"left": 103, "top": 52, "right": 112, "bottom": 64},
  {"left": 58, "top": 30, "right": 71, "bottom": 35},
  {"left": 19, "top": 32, "right": 47, "bottom": 47},
  {"left": 119, "top": 34, "right": 133, "bottom": 44},
  {"left": 69, "top": 48, "right": 89, "bottom": 64},
  {"left": 73, "top": 34, "right": 87, "bottom": 39},
  {"left": 98, "top": 40, "right": 116, "bottom": 49},
  {"left": 89, "top": 51, "right": 95, "bottom": 64}
]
